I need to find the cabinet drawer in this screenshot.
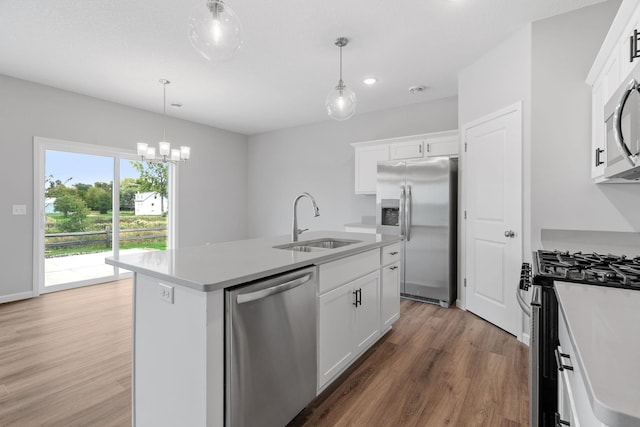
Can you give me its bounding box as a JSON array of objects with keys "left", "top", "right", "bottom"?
[
  {"left": 319, "top": 249, "right": 380, "bottom": 294},
  {"left": 381, "top": 243, "right": 401, "bottom": 266}
]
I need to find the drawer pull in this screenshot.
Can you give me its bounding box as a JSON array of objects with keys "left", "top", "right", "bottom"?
[
  {"left": 389, "top": 251, "right": 399, "bottom": 255},
  {"left": 389, "top": 266, "right": 398, "bottom": 271},
  {"left": 554, "top": 348, "right": 573, "bottom": 372}
]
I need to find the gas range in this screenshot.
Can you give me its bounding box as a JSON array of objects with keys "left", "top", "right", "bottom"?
[{"left": 531, "top": 249, "right": 640, "bottom": 290}]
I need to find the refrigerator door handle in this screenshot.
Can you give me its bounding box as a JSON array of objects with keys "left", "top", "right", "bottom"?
[
  {"left": 399, "top": 186, "right": 406, "bottom": 239},
  {"left": 405, "top": 185, "right": 412, "bottom": 241}
]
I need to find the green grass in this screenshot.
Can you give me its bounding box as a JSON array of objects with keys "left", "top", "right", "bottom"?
[{"left": 45, "top": 210, "right": 168, "bottom": 257}]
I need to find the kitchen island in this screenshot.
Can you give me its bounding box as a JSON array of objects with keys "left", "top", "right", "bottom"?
[{"left": 106, "top": 231, "right": 401, "bottom": 427}]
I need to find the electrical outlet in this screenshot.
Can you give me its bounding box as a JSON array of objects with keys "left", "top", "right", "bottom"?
[
  {"left": 12, "top": 205, "right": 27, "bottom": 215},
  {"left": 159, "top": 283, "right": 174, "bottom": 304}
]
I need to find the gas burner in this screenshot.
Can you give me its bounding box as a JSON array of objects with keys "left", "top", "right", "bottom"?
[{"left": 534, "top": 250, "right": 640, "bottom": 290}]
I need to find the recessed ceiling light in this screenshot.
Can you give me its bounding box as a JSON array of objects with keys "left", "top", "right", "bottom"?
[
  {"left": 363, "top": 77, "right": 378, "bottom": 86},
  {"left": 409, "top": 85, "right": 428, "bottom": 94}
]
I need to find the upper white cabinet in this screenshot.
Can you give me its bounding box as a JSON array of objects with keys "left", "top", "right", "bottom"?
[
  {"left": 351, "top": 130, "right": 458, "bottom": 194},
  {"left": 389, "top": 139, "right": 423, "bottom": 160},
  {"left": 424, "top": 133, "right": 459, "bottom": 157},
  {"left": 587, "top": 0, "right": 640, "bottom": 183},
  {"left": 354, "top": 144, "right": 389, "bottom": 194}
]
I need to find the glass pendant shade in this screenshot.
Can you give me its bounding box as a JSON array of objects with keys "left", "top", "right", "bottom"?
[
  {"left": 189, "top": 0, "right": 242, "bottom": 62},
  {"left": 325, "top": 81, "right": 357, "bottom": 121}
]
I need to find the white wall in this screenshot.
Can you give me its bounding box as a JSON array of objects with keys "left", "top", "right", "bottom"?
[
  {"left": 0, "top": 74, "right": 248, "bottom": 301},
  {"left": 246, "top": 97, "right": 458, "bottom": 238},
  {"left": 458, "top": 25, "right": 532, "bottom": 309},
  {"left": 530, "top": 0, "right": 640, "bottom": 250}
]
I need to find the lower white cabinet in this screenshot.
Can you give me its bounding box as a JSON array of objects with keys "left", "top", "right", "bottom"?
[
  {"left": 557, "top": 311, "right": 609, "bottom": 427},
  {"left": 381, "top": 261, "right": 400, "bottom": 331},
  {"left": 318, "top": 271, "right": 380, "bottom": 389}
]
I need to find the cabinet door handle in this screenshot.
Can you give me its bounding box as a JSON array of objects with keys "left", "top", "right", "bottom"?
[
  {"left": 389, "top": 251, "right": 399, "bottom": 255},
  {"left": 555, "top": 412, "right": 571, "bottom": 426},
  {"left": 352, "top": 288, "right": 362, "bottom": 307},
  {"left": 419, "top": 144, "right": 422, "bottom": 154},
  {"left": 389, "top": 266, "right": 398, "bottom": 270},
  {"left": 554, "top": 348, "right": 573, "bottom": 371},
  {"left": 426, "top": 143, "right": 430, "bottom": 153},
  {"left": 595, "top": 147, "right": 604, "bottom": 167}
]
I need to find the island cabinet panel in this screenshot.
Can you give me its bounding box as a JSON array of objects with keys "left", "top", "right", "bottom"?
[
  {"left": 317, "top": 283, "right": 355, "bottom": 388},
  {"left": 318, "top": 265, "right": 381, "bottom": 391},
  {"left": 381, "top": 261, "right": 400, "bottom": 332},
  {"left": 353, "top": 272, "right": 381, "bottom": 352},
  {"left": 134, "top": 274, "right": 223, "bottom": 427}
]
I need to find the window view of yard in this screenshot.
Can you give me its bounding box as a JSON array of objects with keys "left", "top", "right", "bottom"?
[{"left": 45, "top": 160, "right": 169, "bottom": 259}]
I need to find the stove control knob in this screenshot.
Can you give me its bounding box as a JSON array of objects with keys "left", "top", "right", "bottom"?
[{"left": 504, "top": 230, "right": 516, "bottom": 238}]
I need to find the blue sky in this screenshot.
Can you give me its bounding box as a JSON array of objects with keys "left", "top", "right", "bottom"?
[{"left": 46, "top": 150, "right": 140, "bottom": 187}]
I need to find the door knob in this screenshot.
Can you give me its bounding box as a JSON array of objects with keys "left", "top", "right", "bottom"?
[{"left": 504, "top": 230, "right": 515, "bottom": 238}]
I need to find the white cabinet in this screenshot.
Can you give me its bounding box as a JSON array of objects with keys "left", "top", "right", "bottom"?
[
  {"left": 354, "top": 144, "right": 389, "bottom": 194},
  {"left": 424, "top": 134, "right": 458, "bottom": 157},
  {"left": 318, "top": 271, "right": 380, "bottom": 389},
  {"left": 318, "top": 281, "right": 355, "bottom": 387},
  {"left": 317, "top": 246, "right": 399, "bottom": 391},
  {"left": 587, "top": 0, "right": 640, "bottom": 183},
  {"left": 352, "top": 273, "right": 381, "bottom": 353},
  {"left": 380, "top": 242, "right": 401, "bottom": 332},
  {"left": 592, "top": 77, "right": 606, "bottom": 181},
  {"left": 389, "top": 139, "right": 424, "bottom": 160},
  {"left": 381, "top": 262, "right": 400, "bottom": 331},
  {"left": 351, "top": 130, "right": 458, "bottom": 194},
  {"left": 557, "top": 311, "right": 609, "bottom": 427}
]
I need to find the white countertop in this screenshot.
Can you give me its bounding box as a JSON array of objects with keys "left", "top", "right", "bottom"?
[
  {"left": 555, "top": 282, "right": 640, "bottom": 426},
  {"left": 105, "top": 231, "right": 400, "bottom": 292}
]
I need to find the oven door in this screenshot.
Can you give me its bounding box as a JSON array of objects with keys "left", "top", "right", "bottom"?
[{"left": 604, "top": 77, "right": 640, "bottom": 180}]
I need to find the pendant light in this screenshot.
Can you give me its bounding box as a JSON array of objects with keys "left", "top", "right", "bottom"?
[
  {"left": 136, "top": 79, "right": 191, "bottom": 164},
  {"left": 325, "top": 37, "right": 357, "bottom": 121},
  {"left": 188, "top": 0, "right": 243, "bottom": 62}
]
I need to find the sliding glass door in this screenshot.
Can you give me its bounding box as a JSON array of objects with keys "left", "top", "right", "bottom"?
[{"left": 34, "top": 137, "right": 173, "bottom": 294}]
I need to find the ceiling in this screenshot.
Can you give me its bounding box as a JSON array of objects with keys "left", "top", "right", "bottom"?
[{"left": 0, "top": 0, "right": 607, "bottom": 135}]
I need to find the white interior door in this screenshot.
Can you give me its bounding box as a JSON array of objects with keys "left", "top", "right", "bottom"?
[{"left": 463, "top": 104, "right": 522, "bottom": 336}]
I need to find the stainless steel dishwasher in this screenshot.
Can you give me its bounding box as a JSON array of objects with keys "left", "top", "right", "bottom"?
[{"left": 225, "top": 266, "right": 317, "bottom": 427}]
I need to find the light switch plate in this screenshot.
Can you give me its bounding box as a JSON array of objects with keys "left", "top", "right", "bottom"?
[{"left": 12, "top": 205, "right": 27, "bottom": 215}]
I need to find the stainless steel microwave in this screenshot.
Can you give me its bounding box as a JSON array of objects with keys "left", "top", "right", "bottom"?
[{"left": 604, "top": 74, "right": 640, "bottom": 180}]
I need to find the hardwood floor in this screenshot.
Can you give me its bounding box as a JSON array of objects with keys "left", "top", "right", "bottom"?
[
  {"left": 291, "top": 300, "right": 529, "bottom": 427},
  {"left": 0, "top": 280, "right": 132, "bottom": 427},
  {"left": 0, "top": 281, "right": 528, "bottom": 427}
]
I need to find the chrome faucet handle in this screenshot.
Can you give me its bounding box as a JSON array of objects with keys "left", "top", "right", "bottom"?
[{"left": 297, "top": 228, "right": 309, "bottom": 235}]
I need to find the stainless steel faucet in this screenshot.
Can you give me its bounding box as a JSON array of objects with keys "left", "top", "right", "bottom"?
[{"left": 292, "top": 192, "right": 320, "bottom": 242}]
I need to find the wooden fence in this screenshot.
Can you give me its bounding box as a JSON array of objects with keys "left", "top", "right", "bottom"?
[{"left": 45, "top": 227, "right": 167, "bottom": 249}]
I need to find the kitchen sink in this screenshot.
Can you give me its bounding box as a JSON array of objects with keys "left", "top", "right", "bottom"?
[{"left": 273, "top": 238, "right": 361, "bottom": 252}]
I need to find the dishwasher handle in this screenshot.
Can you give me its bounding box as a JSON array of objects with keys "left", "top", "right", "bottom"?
[{"left": 237, "top": 273, "right": 312, "bottom": 304}]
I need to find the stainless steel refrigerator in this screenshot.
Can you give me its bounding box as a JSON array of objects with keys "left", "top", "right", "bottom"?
[{"left": 376, "top": 157, "right": 457, "bottom": 307}]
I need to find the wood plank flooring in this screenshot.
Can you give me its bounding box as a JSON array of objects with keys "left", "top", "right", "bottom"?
[
  {"left": 0, "top": 280, "right": 528, "bottom": 427},
  {"left": 290, "top": 299, "right": 529, "bottom": 427},
  {"left": 0, "top": 280, "right": 132, "bottom": 427}
]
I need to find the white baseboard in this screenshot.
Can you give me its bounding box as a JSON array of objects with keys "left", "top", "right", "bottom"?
[
  {"left": 455, "top": 299, "right": 466, "bottom": 310},
  {"left": 520, "top": 332, "right": 530, "bottom": 346},
  {"left": 0, "top": 291, "right": 34, "bottom": 304}
]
